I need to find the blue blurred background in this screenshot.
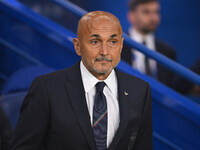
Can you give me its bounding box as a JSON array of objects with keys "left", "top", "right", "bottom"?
[{"left": 0, "top": 0, "right": 200, "bottom": 149}]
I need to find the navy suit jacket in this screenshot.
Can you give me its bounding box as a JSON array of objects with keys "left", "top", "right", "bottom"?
[{"left": 10, "top": 62, "right": 153, "bottom": 150}]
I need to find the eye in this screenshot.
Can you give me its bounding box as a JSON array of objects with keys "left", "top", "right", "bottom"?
[
  {"left": 110, "top": 40, "right": 117, "bottom": 44},
  {"left": 91, "top": 40, "right": 99, "bottom": 45}
]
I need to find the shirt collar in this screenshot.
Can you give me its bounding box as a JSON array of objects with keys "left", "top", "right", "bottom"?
[{"left": 80, "top": 61, "right": 117, "bottom": 94}]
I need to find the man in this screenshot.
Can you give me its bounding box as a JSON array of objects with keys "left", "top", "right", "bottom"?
[
  {"left": 122, "top": 0, "right": 176, "bottom": 87},
  {"left": 10, "top": 11, "right": 152, "bottom": 150},
  {"left": 0, "top": 105, "right": 13, "bottom": 150}
]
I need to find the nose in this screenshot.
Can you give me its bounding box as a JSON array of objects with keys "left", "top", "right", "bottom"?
[{"left": 100, "top": 42, "right": 108, "bottom": 55}]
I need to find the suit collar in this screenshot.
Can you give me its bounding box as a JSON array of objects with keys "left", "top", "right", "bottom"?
[
  {"left": 64, "top": 61, "right": 97, "bottom": 150},
  {"left": 64, "top": 62, "right": 132, "bottom": 150}
]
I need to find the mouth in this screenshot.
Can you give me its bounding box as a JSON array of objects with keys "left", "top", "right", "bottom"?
[
  {"left": 96, "top": 60, "right": 110, "bottom": 64},
  {"left": 95, "top": 58, "right": 112, "bottom": 63}
]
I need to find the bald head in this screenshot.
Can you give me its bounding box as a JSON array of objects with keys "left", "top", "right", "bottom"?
[
  {"left": 73, "top": 11, "right": 124, "bottom": 80},
  {"left": 77, "top": 11, "right": 123, "bottom": 39}
]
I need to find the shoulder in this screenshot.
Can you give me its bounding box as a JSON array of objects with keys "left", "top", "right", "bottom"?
[
  {"left": 155, "top": 38, "right": 172, "bottom": 48},
  {"left": 31, "top": 62, "right": 79, "bottom": 86},
  {"left": 191, "top": 58, "right": 200, "bottom": 74},
  {"left": 31, "top": 69, "right": 68, "bottom": 87},
  {"left": 155, "top": 39, "right": 176, "bottom": 59},
  {"left": 38, "top": 68, "right": 68, "bottom": 81}
]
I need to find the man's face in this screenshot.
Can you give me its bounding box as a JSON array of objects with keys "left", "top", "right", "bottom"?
[
  {"left": 73, "top": 16, "right": 124, "bottom": 78},
  {"left": 128, "top": 2, "right": 160, "bottom": 34}
]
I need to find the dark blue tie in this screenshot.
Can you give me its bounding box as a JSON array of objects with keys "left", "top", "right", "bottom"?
[
  {"left": 143, "top": 40, "right": 152, "bottom": 75},
  {"left": 93, "top": 82, "right": 107, "bottom": 150}
]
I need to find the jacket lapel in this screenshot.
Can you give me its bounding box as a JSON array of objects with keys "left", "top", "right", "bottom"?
[
  {"left": 63, "top": 63, "right": 132, "bottom": 150},
  {"left": 64, "top": 62, "right": 97, "bottom": 150},
  {"left": 108, "top": 69, "right": 130, "bottom": 150}
]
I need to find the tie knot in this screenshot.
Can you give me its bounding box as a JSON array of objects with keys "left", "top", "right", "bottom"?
[{"left": 96, "top": 82, "right": 105, "bottom": 92}]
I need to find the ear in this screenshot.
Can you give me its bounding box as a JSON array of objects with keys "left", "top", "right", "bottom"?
[{"left": 73, "top": 38, "right": 81, "bottom": 56}]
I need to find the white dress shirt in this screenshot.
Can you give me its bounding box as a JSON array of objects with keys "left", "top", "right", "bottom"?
[
  {"left": 80, "top": 61, "right": 120, "bottom": 148},
  {"left": 129, "top": 28, "right": 157, "bottom": 75}
]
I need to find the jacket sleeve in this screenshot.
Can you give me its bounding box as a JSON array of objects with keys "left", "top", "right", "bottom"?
[
  {"left": 132, "top": 83, "right": 153, "bottom": 150},
  {"left": 9, "top": 76, "right": 50, "bottom": 150}
]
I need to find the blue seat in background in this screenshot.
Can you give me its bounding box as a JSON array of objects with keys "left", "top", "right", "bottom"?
[
  {"left": 1, "top": 66, "right": 55, "bottom": 94},
  {"left": 0, "top": 91, "right": 27, "bottom": 129}
]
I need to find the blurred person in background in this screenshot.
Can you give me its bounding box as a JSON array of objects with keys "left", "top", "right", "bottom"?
[
  {"left": 122, "top": 0, "right": 176, "bottom": 88},
  {"left": 0, "top": 105, "right": 13, "bottom": 150},
  {"left": 173, "top": 58, "right": 200, "bottom": 96}
]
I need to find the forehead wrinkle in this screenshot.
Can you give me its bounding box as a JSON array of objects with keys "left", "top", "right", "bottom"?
[
  {"left": 90, "top": 34, "right": 119, "bottom": 40},
  {"left": 87, "top": 20, "right": 122, "bottom": 38},
  {"left": 77, "top": 11, "right": 123, "bottom": 40}
]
